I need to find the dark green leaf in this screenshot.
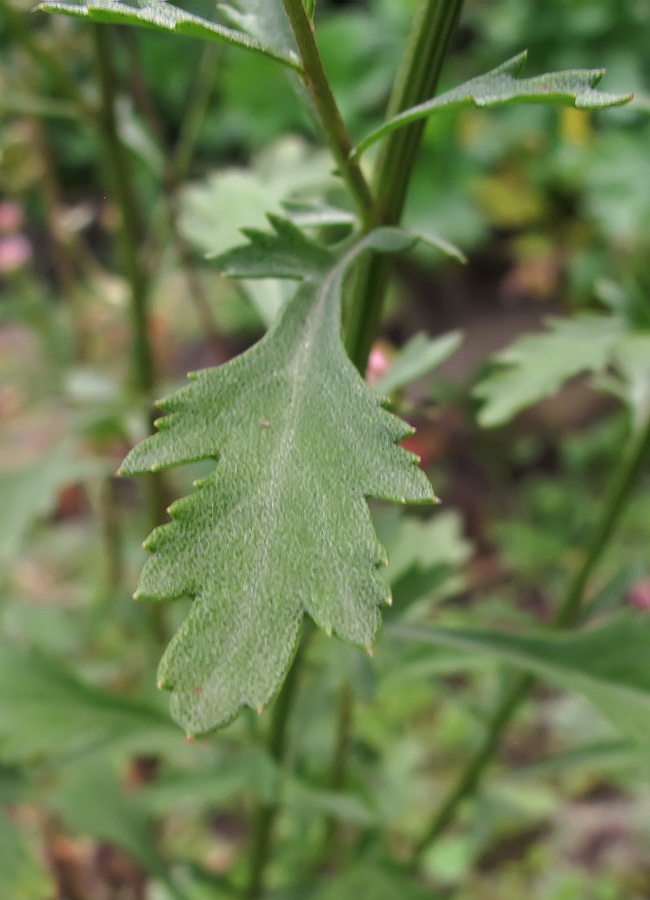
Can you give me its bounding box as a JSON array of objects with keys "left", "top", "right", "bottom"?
[
  {"left": 391, "top": 615, "right": 650, "bottom": 747},
  {"left": 120, "top": 231, "right": 435, "bottom": 735},
  {"left": 216, "top": 214, "right": 332, "bottom": 280},
  {"left": 353, "top": 52, "right": 632, "bottom": 158},
  {"left": 39, "top": 0, "right": 301, "bottom": 70}
]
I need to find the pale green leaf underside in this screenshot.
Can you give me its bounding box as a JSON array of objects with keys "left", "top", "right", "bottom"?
[
  {"left": 39, "top": 0, "right": 301, "bottom": 70},
  {"left": 392, "top": 616, "right": 650, "bottom": 747},
  {"left": 120, "top": 232, "right": 435, "bottom": 734},
  {"left": 473, "top": 315, "right": 623, "bottom": 427},
  {"left": 217, "top": 0, "right": 295, "bottom": 59},
  {"left": 353, "top": 51, "right": 632, "bottom": 159}
]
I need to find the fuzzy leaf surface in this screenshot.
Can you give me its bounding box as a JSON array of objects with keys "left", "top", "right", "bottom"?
[
  {"left": 39, "top": 0, "right": 301, "bottom": 69},
  {"left": 353, "top": 51, "right": 632, "bottom": 158},
  {"left": 120, "top": 230, "right": 435, "bottom": 735}
]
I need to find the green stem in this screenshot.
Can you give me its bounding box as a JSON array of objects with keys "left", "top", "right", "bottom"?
[
  {"left": 245, "top": 640, "right": 305, "bottom": 899},
  {"left": 345, "top": 0, "right": 464, "bottom": 373},
  {"left": 93, "top": 25, "right": 168, "bottom": 645},
  {"left": 320, "top": 682, "right": 354, "bottom": 863},
  {"left": 414, "top": 409, "right": 650, "bottom": 861},
  {"left": 171, "top": 41, "right": 220, "bottom": 184},
  {"left": 282, "top": 0, "right": 375, "bottom": 228}
]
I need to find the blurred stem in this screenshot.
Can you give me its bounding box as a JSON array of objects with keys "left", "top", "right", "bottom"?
[
  {"left": 414, "top": 408, "right": 650, "bottom": 861},
  {"left": 171, "top": 41, "right": 220, "bottom": 184},
  {"left": 92, "top": 24, "right": 168, "bottom": 639},
  {"left": 122, "top": 30, "right": 222, "bottom": 348},
  {"left": 31, "top": 117, "right": 89, "bottom": 359},
  {"left": 245, "top": 639, "right": 305, "bottom": 900},
  {"left": 320, "top": 682, "right": 354, "bottom": 861},
  {"left": 344, "top": 0, "right": 463, "bottom": 374},
  {"left": 282, "top": 0, "right": 375, "bottom": 228},
  {"left": 99, "top": 476, "right": 124, "bottom": 598}
]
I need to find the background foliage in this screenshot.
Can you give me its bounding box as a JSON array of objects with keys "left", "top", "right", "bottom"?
[{"left": 1, "top": 0, "right": 650, "bottom": 897}]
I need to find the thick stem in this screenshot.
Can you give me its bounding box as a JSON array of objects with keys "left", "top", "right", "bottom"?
[
  {"left": 414, "top": 410, "right": 650, "bottom": 861},
  {"left": 282, "top": 0, "right": 375, "bottom": 227},
  {"left": 245, "top": 640, "right": 305, "bottom": 899},
  {"left": 345, "top": 0, "right": 464, "bottom": 373}
]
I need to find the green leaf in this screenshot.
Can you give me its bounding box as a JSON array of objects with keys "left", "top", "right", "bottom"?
[
  {"left": 374, "top": 331, "right": 462, "bottom": 397},
  {"left": 120, "top": 230, "right": 435, "bottom": 735},
  {"left": 0, "top": 808, "right": 55, "bottom": 900},
  {"left": 0, "top": 443, "right": 97, "bottom": 567},
  {"left": 216, "top": 214, "right": 332, "bottom": 280},
  {"left": 0, "top": 640, "right": 175, "bottom": 762},
  {"left": 473, "top": 315, "right": 622, "bottom": 427},
  {"left": 39, "top": 0, "right": 301, "bottom": 70},
  {"left": 353, "top": 51, "right": 632, "bottom": 159},
  {"left": 217, "top": 0, "right": 295, "bottom": 59},
  {"left": 315, "top": 862, "right": 436, "bottom": 900},
  {"left": 52, "top": 759, "right": 171, "bottom": 882},
  {"left": 391, "top": 615, "right": 650, "bottom": 747}
]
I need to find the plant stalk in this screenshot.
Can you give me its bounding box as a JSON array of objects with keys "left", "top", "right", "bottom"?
[
  {"left": 282, "top": 0, "right": 375, "bottom": 228},
  {"left": 345, "top": 0, "right": 464, "bottom": 373},
  {"left": 92, "top": 24, "right": 168, "bottom": 643},
  {"left": 320, "top": 682, "right": 354, "bottom": 861},
  {"left": 245, "top": 639, "right": 305, "bottom": 899},
  {"left": 414, "top": 408, "right": 650, "bottom": 860}
]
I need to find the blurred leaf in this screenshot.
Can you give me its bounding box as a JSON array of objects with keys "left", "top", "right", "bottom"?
[
  {"left": 354, "top": 51, "right": 631, "bottom": 158},
  {"left": 0, "top": 640, "right": 175, "bottom": 763},
  {"left": 119, "top": 230, "right": 434, "bottom": 735},
  {"left": 392, "top": 615, "right": 650, "bottom": 747},
  {"left": 39, "top": 0, "right": 301, "bottom": 69},
  {"left": 284, "top": 778, "right": 375, "bottom": 824},
  {"left": 473, "top": 315, "right": 621, "bottom": 427},
  {"left": 374, "top": 331, "right": 462, "bottom": 396},
  {"left": 0, "top": 443, "right": 97, "bottom": 568},
  {"left": 315, "top": 862, "right": 436, "bottom": 899},
  {"left": 0, "top": 808, "right": 55, "bottom": 900},
  {"left": 52, "top": 758, "right": 170, "bottom": 881},
  {"left": 141, "top": 747, "right": 279, "bottom": 812}
]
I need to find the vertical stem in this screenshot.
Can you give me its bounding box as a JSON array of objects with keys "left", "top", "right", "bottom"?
[
  {"left": 92, "top": 24, "right": 168, "bottom": 640},
  {"left": 414, "top": 409, "right": 650, "bottom": 861},
  {"left": 245, "top": 641, "right": 304, "bottom": 900},
  {"left": 320, "top": 682, "right": 354, "bottom": 861},
  {"left": 282, "top": 0, "right": 375, "bottom": 227},
  {"left": 345, "top": 0, "right": 464, "bottom": 373}
]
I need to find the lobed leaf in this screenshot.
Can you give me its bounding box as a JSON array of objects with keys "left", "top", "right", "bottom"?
[
  {"left": 120, "top": 227, "right": 435, "bottom": 735},
  {"left": 391, "top": 615, "right": 650, "bottom": 748},
  {"left": 473, "top": 315, "right": 622, "bottom": 427},
  {"left": 353, "top": 51, "right": 632, "bottom": 159},
  {"left": 39, "top": 0, "right": 301, "bottom": 70}
]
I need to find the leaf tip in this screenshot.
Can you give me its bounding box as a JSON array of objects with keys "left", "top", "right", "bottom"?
[
  {"left": 132, "top": 591, "right": 141, "bottom": 600},
  {"left": 386, "top": 594, "right": 393, "bottom": 607},
  {"left": 257, "top": 705, "right": 264, "bottom": 715},
  {"left": 325, "top": 628, "right": 332, "bottom": 638},
  {"left": 185, "top": 732, "right": 196, "bottom": 744},
  {"left": 366, "top": 646, "right": 374, "bottom": 657}
]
